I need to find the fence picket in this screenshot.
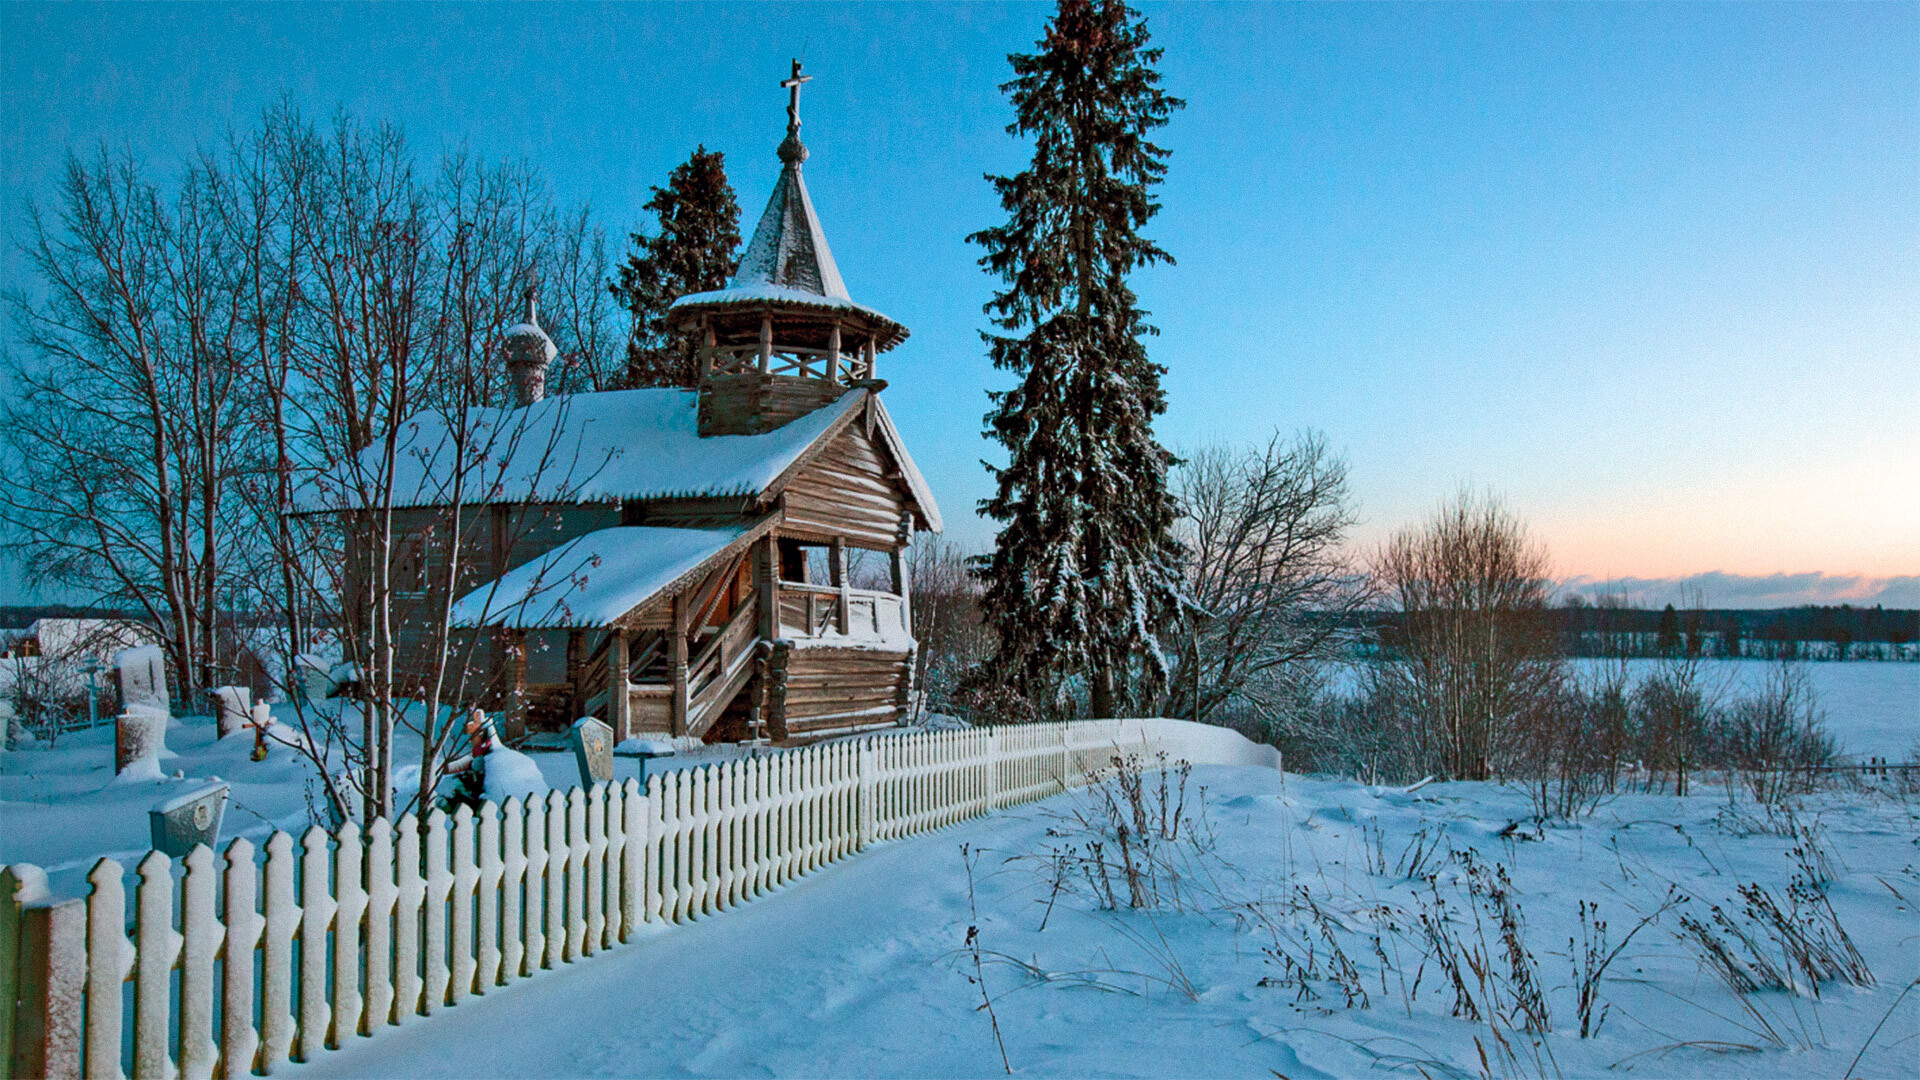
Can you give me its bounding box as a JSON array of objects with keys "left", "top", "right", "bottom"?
[
  {"left": 297, "top": 826, "right": 335, "bottom": 1062},
  {"left": 219, "top": 838, "right": 261, "bottom": 1074},
  {"left": 331, "top": 821, "right": 365, "bottom": 1047},
  {"left": 499, "top": 798, "right": 527, "bottom": 982},
  {"left": 177, "top": 846, "right": 221, "bottom": 1080},
  {"left": 449, "top": 803, "right": 476, "bottom": 999},
  {"left": 584, "top": 785, "right": 606, "bottom": 953},
  {"left": 542, "top": 791, "right": 565, "bottom": 970},
  {"left": 362, "top": 819, "right": 395, "bottom": 1033},
  {"left": 603, "top": 783, "right": 626, "bottom": 947},
  {"left": 477, "top": 803, "right": 503, "bottom": 989},
  {"left": 619, "top": 780, "right": 644, "bottom": 940},
  {"left": 259, "top": 831, "right": 300, "bottom": 1070},
  {"left": 421, "top": 811, "right": 451, "bottom": 1013},
  {"left": 521, "top": 797, "right": 546, "bottom": 973},
  {"left": 131, "top": 850, "right": 179, "bottom": 1079},
  {"left": 448, "top": 807, "right": 477, "bottom": 1003},
  {"left": 83, "top": 858, "right": 130, "bottom": 1080},
  {"left": 565, "top": 788, "right": 587, "bottom": 959},
  {"left": 391, "top": 814, "right": 423, "bottom": 1022}
]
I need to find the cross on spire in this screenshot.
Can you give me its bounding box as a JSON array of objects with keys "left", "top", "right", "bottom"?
[
  {"left": 777, "top": 59, "right": 813, "bottom": 166},
  {"left": 781, "top": 59, "right": 811, "bottom": 130}
]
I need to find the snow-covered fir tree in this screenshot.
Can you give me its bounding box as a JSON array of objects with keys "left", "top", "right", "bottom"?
[
  {"left": 612, "top": 146, "right": 742, "bottom": 387},
  {"left": 970, "top": 0, "right": 1186, "bottom": 717}
]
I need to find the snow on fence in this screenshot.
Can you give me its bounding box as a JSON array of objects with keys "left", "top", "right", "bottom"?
[{"left": 0, "top": 718, "right": 1277, "bottom": 1079}]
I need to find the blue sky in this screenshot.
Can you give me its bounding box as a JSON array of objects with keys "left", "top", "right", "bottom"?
[{"left": 2, "top": 1, "right": 1915, "bottom": 607}]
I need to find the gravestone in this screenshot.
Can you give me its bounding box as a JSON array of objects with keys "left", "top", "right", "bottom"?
[
  {"left": 294, "top": 655, "right": 333, "bottom": 704},
  {"left": 116, "top": 705, "right": 169, "bottom": 774},
  {"left": 113, "top": 644, "right": 169, "bottom": 713},
  {"left": 149, "top": 782, "right": 229, "bottom": 857},
  {"left": 214, "top": 686, "right": 252, "bottom": 738},
  {"left": 570, "top": 716, "right": 614, "bottom": 787}
]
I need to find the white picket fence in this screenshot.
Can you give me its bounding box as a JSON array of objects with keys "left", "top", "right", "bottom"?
[{"left": 1, "top": 718, "right": 1278, "bottom": 1079}]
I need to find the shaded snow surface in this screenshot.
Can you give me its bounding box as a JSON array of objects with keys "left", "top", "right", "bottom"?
[
  {"left": 481, "top": 745, "right": 548, "bottom": 804},
  {"left": 287, "top": 766, "right": 1919, "bottom": 1080}
]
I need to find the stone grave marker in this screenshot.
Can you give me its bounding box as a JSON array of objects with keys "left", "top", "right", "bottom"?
[
  {"left": 113, "top": 644, "right": 169, "bottom": 713},
  {"left": 214, "top": 686, "right": 253, "bottom": 738},
  {"left": 570, "top": 716, "right": 614, "bottom": 787},
  {"left": 116, "top": 705, "right": 169, "bottom": 774},
  {"left": 149, "top": 781, "right": 230, "bottom": 857}
]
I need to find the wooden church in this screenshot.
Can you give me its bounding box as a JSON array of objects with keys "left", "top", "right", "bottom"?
[{"left": 359, "top": 63, "right": 940, "bottom": 745}]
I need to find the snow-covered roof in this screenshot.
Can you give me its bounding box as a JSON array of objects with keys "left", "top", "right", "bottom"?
[
  {"left": 299, "top": 388, "right": 864, "bottom": 512},
  {"left": 450, "top": 526, "right": 749, "bottom": 629},
  {"left": 670, "top": 282, "right": 898, "bottom": 327},
  {"left": 736, "top": 162, "right": 848, "bottom": 301}
]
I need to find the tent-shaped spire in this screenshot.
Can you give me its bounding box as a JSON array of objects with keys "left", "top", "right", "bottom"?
[
  {"left": 669, "top": 60, "right": 905, "bottom": 350},
  {"left": 732, "top": 59, "right": 850, "bottom": 301},
  {"left": 733, "top": 158, "right": 850, "bottom": 301}
]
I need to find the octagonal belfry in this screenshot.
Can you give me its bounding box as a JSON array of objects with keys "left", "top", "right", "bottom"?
[{"left": 668, "top": 60, "right": 909, "bottom": 437}]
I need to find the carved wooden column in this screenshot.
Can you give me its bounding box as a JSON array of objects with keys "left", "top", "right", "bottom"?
[
  {"left": 758, "top": 535, "right": 780, "bottom": 640},
  {"left": 607, "top": 629, "right": 630, "bottom": 742},
  {"left": 826, "top": 323, "right": 842, "bottom": 383},
  {"left": 757, "top": 313, "right": 773, "bottom": 375},
  {"left": 670, "top": 593, "right": 689, "bottom": 738},
  {"left": 831, "top": 537, "right": 850, "bottom": 635},
  {"left": 503, "top": 629, "right": 529, "bottom": 741},
  {"left": 891, "top": 514, "right": 914, "bottom": 637}
]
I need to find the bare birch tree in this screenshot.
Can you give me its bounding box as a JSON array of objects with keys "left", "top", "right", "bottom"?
[
  {"left": 2, "top": 147, "right": 254, "bottom": 708},
  {"left": 1163, "top": 431, "right": 1365, "bottom": 728},
  {"left": 5, "top": 103, "right": 619, "bottom": 828}
]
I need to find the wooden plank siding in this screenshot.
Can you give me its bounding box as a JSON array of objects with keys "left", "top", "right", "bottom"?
[{"left": 779, "top": 421, "right": 910, "bottom": 550}]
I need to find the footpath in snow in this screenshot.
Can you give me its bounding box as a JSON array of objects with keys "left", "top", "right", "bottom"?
[{"left": 283, "top": 764, "right": 1919, "bottom": 1080}]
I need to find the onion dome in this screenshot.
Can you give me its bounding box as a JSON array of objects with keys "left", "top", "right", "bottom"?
[{"left": 504, "top": 288, "right": 557, "bottom": 406}]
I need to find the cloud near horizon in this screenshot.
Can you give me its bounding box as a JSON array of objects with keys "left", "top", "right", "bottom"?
[{"left": 1559, "top": 572, "right": 1920, "bottom": 610}]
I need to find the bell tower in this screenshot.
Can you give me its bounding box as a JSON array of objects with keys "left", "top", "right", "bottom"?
[{"left": 668, "top": 60, "right": 909, "bottom": 437}]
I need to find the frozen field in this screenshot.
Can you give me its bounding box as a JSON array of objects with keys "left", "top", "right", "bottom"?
[
  {"left": 271, "top": 763, "right": 1920, "bottom": 1080},
  {"left": 1570, "top": 659, "right": 1918, "bottom": 760},
  {"left": 1331, "top": 659, "right": 1917, "bottom": 760}
]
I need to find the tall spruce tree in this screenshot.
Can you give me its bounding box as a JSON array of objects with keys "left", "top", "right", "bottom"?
[
  {"left": 969, "top": 0, "right": 1185, "bottom": 717},
  {"left": 611, "top": 146, "right": 742, "bottom": 387}
]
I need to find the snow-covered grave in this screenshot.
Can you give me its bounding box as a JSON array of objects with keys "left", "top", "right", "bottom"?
[
  {"left": 1, "top": 702, "right": 753, "bottom": 899},
  {"left": 282, "top": 766, "right": 1917, "bottom": 1080}
]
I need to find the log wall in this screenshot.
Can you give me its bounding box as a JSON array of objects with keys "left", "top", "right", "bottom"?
[{"left": 780, "top": 423, "right": 909, "bottom": 550}]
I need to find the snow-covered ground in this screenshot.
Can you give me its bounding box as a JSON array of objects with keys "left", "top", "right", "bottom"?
[
  {"left": 0, "top": 704, "right": 787, "bottom": 899},
  {"left": 265, "top": 763, "right": 1917, "bottom": 1080}
]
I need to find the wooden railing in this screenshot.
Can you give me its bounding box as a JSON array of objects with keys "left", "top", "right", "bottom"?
[
  {"left": 0, "top": 720, "right": 1279, "bottom": 1079},
  {"left": 704, "top": 346, "right": 873, "bottom": 382},
  {"left": 777, "top": 584, "right": 907, "bottom": 643}
]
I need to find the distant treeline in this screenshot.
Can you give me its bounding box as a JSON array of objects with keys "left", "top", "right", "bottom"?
[
  {"left": 0, "top": 605, "right": 147, "bottom": 630},
  {"left": 1351, "top": 604, "right": 1919, "bottom": 661}
]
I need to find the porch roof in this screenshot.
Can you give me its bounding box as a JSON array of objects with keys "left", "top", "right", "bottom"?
[{"left": 449, "top": 525, "right": 755, "bottom": 630}]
